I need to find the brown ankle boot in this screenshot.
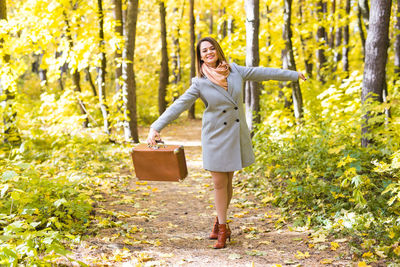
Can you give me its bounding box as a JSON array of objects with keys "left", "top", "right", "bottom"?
[
  {"left": 213, "top": 224, "right": 230, "bottom": 249},
  {"left": 209, "top": 216, "right": 219, "bottom": 239}
]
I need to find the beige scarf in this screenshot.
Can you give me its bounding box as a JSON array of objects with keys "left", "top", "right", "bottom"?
[{"left": 202, "top": 61, "right": 230, "bottom": 90}]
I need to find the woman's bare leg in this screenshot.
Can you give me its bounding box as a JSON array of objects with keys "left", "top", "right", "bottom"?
[
  {"left": 210, "top": 171, "right": 229, "bottom": 224},
  {"left": 227, "top": 171, "right": 234, "bottom": 210}
]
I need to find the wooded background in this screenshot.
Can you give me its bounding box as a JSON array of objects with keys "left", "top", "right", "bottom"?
[{"left": 1, "top": 0, "right": 400, "bottom": 264}]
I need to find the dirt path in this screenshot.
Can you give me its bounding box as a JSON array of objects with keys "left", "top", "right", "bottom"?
[{"left": 69, "top": 119, "right": 354, "bottom": 266}]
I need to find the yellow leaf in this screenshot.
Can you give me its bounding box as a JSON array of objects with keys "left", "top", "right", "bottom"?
[
  {"left": 294, "top": 250, "right": 310, "bottom": 259},
  {"left": 389, "top": 231, "right": 396, "bottom": 239},
  {"left": 362, "top": 251, "right": 373, "bottom": 258},
  {"left": 330, "top": 242, "right": 340, "bottom": 251},
  {"left": 358, "top": 262, "right": 371, "bottom": 267},
  {"left": 320, "top": 259, "right": 333, "bottom": 264},
  {"left": 272, "top": 265, "right": 282, "bottom": 267},
  {"left": 393, "top": 246, "right": 400, "bottom": 256},
  {"left": 308, "top": 243, "right": 315, "bottom": 248}
]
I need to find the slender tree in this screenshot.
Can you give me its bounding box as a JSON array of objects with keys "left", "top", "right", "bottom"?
[
  {"left": 282, "top": 0, "right": 303, "bottom": 121},
  {"left": 316, "top": 0, "right": 327, "bottom": 82},
  {"left": 85, "top": 67, "right": 98, "bottom": 96},
  {"left": 209, "top": 10, "right": 214, "bottom": 34},
  {"left": 329, "top": 0, "right": 336, "bottom": 49},
  {"left": 218, "top": 7, "right": 227, "bottom": 40},
  {"left": 122, "top": 0, "right": 139, "bottom": 142},
  {"left": 342, "top": 0, "right": 350, "bottom": 76},
  {"left": 171, "top": 6, "right": 182, "bottom": 86},
  {"left": 245, "top": 0, "right": 260, "bottom": 132},
  {"left": 113, "top": 0, "right": 123, "bottom": 94},
  {"left": 63, "top": 10, "right": 89, "bottom": 128},
  {"left": 359, "top": 0, "right": 369, "bottom": 30},
  {"left": 97, "top": 0, "right": 110, "bottom": 134},
  {"left": 361, "top": 0, "right": 392, "bottom": 147},
  {"left": 299, "top": 0, "right": 313, "bottom": 77},
  {"left": 357, "top": 1, "right": 367, "bottom": 58},
  {"left": 158, "top": 0, "right": 168, "bottom": 115},
  {"left": 0, "top": 0, "right": 21, "bottom": 145},
  {"left": 333, "top": 0, "right": 342, "bottom": 72},
  {"left": 32, "top": 54, "right": 48, "bottom": 87},
  {"left": 188, "top": 0, "right": 196, "bottom": 119},
  {"left": 395, "top": 0, "right": 400, "bottom": 76}
]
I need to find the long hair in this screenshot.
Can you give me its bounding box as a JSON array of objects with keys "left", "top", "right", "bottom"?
[{"left": 196, "top": 37, "right": 229, "bottom": 78}]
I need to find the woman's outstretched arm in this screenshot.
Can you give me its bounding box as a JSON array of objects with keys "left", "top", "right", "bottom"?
[
  {"left": 147, "top": 78, "right": 200, "bottom": 145},
  {"left": 231, "top": 62, "right": 306, "bottom": 82}
]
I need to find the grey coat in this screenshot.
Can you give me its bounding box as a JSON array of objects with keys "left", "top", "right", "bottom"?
[{"left": 151, "top": 63, "right": 299, "bottom": 172}]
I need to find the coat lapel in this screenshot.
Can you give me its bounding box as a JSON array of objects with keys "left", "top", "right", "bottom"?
[{"left": 204, "top": 76, "right": 237, "bottom": 105}]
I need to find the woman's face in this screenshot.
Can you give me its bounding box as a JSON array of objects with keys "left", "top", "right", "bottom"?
[{"left": 200, "top": 41, "right": 218, "bottom": 67}]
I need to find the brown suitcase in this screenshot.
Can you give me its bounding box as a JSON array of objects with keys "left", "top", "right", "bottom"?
[{"left": 131, "top": 143, "right": 188, "bottom": 182}]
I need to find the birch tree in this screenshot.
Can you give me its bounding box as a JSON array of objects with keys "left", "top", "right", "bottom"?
[
  {"left": 245, "top": 0, "right": 260, "bottom": 132},
  {"left": 122, "top": 0, "right": 139, "bottom": 142}
]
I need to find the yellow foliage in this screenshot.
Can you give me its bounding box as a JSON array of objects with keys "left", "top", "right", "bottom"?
[
  {"left": 294, "top": 250, "right": 310, "bottom": 259},
  {"left": 362, "top": 251, "right": 373, "bottom": 258},
  {"left": 330, "top": 242, "right": 340, "bottom": 251}
]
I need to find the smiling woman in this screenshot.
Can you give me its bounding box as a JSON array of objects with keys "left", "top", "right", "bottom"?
[{"left": 147, "top": 36, "right": 306, "bottom": 249}]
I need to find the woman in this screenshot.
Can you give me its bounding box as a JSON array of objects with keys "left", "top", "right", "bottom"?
[{"left": 147, "top": 37, "right": 306, "bottom": 249}]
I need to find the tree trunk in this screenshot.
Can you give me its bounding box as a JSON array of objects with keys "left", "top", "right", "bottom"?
[
  {"left": 329, "top": 0, "right": 336, "bottom": 49},
  {"left": 265, "top": 4, "right": 272, "bottom": 64},
  {"left": 316, "top": 0, "right": 327, "bottom": 82},
  {"left": 395, "top": 0, "right": 400, "bottom": 76},
  {"left": 218, "top": 7, "right": 227, "bottom": 40},
  {"left": 122, "top": 0, "right": 139, "bottom": 143},
  {"left": 245, "top": 0, "right": 260, "bottom": 132},
  {"left": 299, "top": 1, "right": 313, "bottom": 77},
  {"left": 361, "top": 0, "right": 392, "bottom": 147},
  {"left": 282, "top": 0, "right": 303, "bottom": 122},
  {"left": 188, "top": 0, "right": 196, "bottom": 119},
  {"left": 357, "top": 2, "right": 367, "bottom": 59},
  {"left": 97, "top": 0, "right": 110, "bottom": 134},
  {"left": 209, "top": 10, "right": 213, "bottom": 34},
  {"left": 343, "top": 0, "right": 350, "bottom": 77},
  {"left": 333, "top": 0, "right": 342, "bottom": 72},
  {"left": 359, "top": 0, "right": 369, "bottom": 30},
  {"left": 158, "top": 0, "right": 168, "bottom": 115},
  {"left": 85, "top": 67, "right": 98, "bottom": 96},
  {"left": 172, "top": 8, "right": 181, "bottom": 87},
  {"left": 113, "top": 0, "right": 123, "bottom": 94},
  {"left": 0, "top": 0, "right": 21, "bottom": 145},
  {"left": 63, "top": 10, "right": 89, "bottom": 128},
  {"left": 32, "top": 54, "right": 48, "bottom": 87}
]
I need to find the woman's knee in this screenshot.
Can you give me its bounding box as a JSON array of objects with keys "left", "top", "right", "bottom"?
[{"left": 211, "top": 172, "right": 228, "bottom": 190}]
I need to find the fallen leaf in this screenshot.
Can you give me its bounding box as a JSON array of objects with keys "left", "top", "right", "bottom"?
[
  {"left": 228, "top": 253, "right": 242, "bottom": 260},
  {"left": 358, "top": 262, "right": 371, "bottom": 267},
  {"left": 294, "top": 250, "right": 310, "bottom": 259},
  {"left": 320, "top": 259, "right": 333, "bottom": 264},
  {"left": 362, "top": 251, "right": 373, "bottom": 258},
  {"left": 330, "top": 242, "right": 340, "bottom": 251},
  {"left": 393, "top": 246, "right": 400, "bottom": 256}
]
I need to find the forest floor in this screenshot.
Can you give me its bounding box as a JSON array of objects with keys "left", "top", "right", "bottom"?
[{"left": 66, "top": 119, "right": 360, "bottom": 267}]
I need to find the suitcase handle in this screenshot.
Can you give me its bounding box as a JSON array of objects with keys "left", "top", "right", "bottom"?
[{"left": 148, "top": 139, "right": 165, "bottom": 149}]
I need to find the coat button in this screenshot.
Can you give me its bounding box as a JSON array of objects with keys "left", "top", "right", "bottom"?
[
  {"left": 234, "top": 107, "right": 238, "bottom": 110},
  {"left": 223, "top": 110, "right": 226, "bottom": 113},
  {"left": 224, "top": 122, "right": 227, "bottom": 125},
  {"left": 236, "top": 119, "right": 239, "bottom": 122}
]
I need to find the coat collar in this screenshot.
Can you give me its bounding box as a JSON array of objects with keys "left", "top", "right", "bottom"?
[{"left": 203, "top": 75, "right": 237, "bottom": 105}]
